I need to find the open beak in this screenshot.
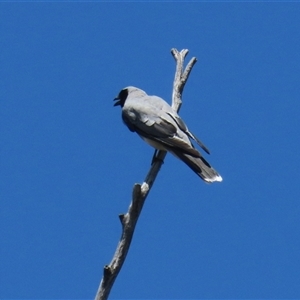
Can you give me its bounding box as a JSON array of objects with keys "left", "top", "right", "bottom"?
[{"left": 113, "top": 96, "right": 121, "bottom": 106}]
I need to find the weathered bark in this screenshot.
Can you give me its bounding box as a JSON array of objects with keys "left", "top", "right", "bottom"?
[{"left": 95, "top": 49, "right": 197, "bottom": 300}]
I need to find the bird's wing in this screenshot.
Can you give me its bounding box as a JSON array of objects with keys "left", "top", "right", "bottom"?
[
  {"left": 122, "top": 99, "right": 200, "bottom": 157},
  {"left": 165, "top": 112, "right": 211, "bottom": 155},
  {"left": 147, "top": 96, "right": 211, "bottom": 154}
]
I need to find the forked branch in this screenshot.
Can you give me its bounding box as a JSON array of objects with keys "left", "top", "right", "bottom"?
[{"left": 95, "top": 48, "right": 197, "bottom": 300}]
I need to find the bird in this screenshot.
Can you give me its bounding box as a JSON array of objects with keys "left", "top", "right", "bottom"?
[{"left": 113, "top": 86, "right": 222, "bottom": 183}]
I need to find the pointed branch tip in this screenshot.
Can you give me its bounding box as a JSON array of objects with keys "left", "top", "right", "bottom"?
[
  {"left": 180, "top": 49, "right": 189, "bottom": 58},
  {"left": 171, "top": 48, "right": 179, "bottom": 55},
  {"left": 119, "top": 214, "right": 125, "bottom": 224},
  {"left": 103, "top": 265, "right": 112, "bottom": 277}
]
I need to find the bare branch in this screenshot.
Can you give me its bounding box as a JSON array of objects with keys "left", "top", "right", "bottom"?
[{"left": 95, "top": 49, "right": 197, "bottom": 300}]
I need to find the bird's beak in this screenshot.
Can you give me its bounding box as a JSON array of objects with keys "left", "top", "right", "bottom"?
[{"left": 113, "top": 96, "right": 121, "bottom": 106}]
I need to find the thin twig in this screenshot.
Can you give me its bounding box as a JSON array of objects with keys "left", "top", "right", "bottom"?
[{"left": 95, "top": 49, "right": 197, "bottom": 300}]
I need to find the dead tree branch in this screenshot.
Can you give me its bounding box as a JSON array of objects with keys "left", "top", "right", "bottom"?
[{"left": 95, "top": 48, "right": 197, "bottom": 300}]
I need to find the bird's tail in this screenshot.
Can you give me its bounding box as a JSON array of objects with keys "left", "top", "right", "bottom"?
[{"left": 170, "top": 149, "right": 222, "bottom": 183}]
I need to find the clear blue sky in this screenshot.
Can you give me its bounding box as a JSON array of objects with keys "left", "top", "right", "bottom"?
[{"left": 1, "top": 2, "right": 300, "bottom": 299}]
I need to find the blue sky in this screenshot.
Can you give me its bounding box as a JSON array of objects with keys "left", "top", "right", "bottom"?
[{"left": 1, "top": 2, "right": 300, "bottom": 299}]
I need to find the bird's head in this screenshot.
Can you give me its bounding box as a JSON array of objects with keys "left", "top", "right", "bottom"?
[{"left": 113, "top": 86, "right": 146, "bottom": 107}]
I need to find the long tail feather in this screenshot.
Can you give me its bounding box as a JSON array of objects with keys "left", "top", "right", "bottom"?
[{"left": 170, "top": 149, "right": 222, "bottom": 183}]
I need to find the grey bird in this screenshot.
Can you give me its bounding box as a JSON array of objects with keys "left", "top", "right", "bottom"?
[{"left": 114, "top": 86, "right": 222, "bottom": 183}]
